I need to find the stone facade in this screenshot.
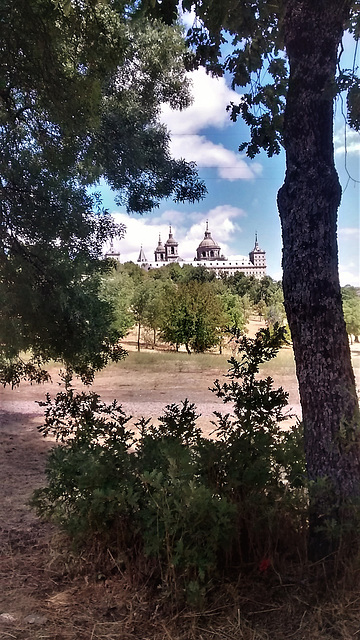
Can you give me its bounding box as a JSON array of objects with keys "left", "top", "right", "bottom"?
[{"left": 137, "top": 224, "right": 267, "bottom": 279}]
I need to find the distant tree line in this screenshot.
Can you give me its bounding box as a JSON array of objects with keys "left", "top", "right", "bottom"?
[
  {"left": 101, "top": 262, "right": 284, "bottom": 353},
  {"left": 101, "top": 263, "right": 360, "bottom": 353}
]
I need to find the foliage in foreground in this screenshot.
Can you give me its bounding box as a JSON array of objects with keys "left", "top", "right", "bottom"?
[
  {"left": 32, "top": 326, "right": 306, "bottom": 604},
  {"left": 0, "top": 0, "right": 206, "bottom": 385}
]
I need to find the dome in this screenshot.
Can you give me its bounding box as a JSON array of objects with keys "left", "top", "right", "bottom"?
[
  {"left": 195, "top": 222, "right": 224, "bottom": 261},
  {"left": 165, "top": 226, "right": 177, "bottom": 246},
  {"left": 197, "top": 235, "right": 220, "bottom": 249},
  {"left": 155, "top": 234, "right": 164, "bottom": 251}
]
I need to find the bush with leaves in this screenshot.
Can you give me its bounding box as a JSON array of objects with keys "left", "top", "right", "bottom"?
[
  {"left": 33, "top": 388, "right": 139, "bottom": 548},
  {"left": 32, "top": 326, "right": 306, "bottom": 603},
  {"left": 200, "top": 325, "right": 306, "bottom": 564},
  {"left": 134, "top": 401, "right": 236, "bottom": 603}
]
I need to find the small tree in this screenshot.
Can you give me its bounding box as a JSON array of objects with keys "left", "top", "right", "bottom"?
[
  {"left": 144, "top": 280, "right": 173, "bottom": 346},
  {"left": 131, "top": 283, "right": 151, "bottom": 352},
  {"left": 160, "top": 281, "right": 224, "bottom": 353},
  {"left": 264, "top": 288, "right": 287, "bottom": 328},
  {"left": 218, "top": 290, "right": 247, "bottom": 353},
  {"left": 100, "top": 266, "right": 135, "bottom": 338}
]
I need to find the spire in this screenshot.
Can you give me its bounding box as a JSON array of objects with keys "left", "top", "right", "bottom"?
[
  {"left": 105, "top": 238, "right": 120, "bottom": 260},
  {"left": 254, "top": 231, "right": 259, "bottom": 250},
  {"left": 137, "top": 245, "right": 147, "bottom": 263},
  {"left": 206, "top": 220, "right": 209, "bottom": 232},
  {"left": 164, "top": 224, "right": 179, "bottom": 260},
  {"left": 156, "top": 233, "right": 164, "bottom": 249}
]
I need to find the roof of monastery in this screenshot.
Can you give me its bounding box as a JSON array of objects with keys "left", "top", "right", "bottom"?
[
  {"left": 137, "top": 245, "right": 147, "bottom": 262},
  {"left": 132, "top": 223, "right": 266, "bottom": 278}
]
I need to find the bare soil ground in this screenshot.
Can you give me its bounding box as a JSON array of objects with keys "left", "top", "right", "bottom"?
[{"left": 0, "top": 330, "right": 359, "bottom": 639}]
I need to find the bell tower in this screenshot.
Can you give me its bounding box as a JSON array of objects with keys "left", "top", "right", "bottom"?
[
  {"left": 154, "top": 234, "right": 165, "bottom": 262},
  {"left": 164, "top": 226, "right": 179, "bottom": 262},
  {"left": 249, "top": 232, "right": 266, "bottom": 267}
]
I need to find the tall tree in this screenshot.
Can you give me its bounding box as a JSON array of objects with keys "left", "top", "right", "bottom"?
[
  {"left": 131, "top": 282, "right": 151, "bottom": 352},
  {"left": 0, "top": 0, "right": 205, "bottom": 383},
  {"left": 160, "top": 0, "right": 360, "bottom": 556},
  {"left": 160, "top": 281, "right": 224, "bottom": 353},
  {"left": 100, "top": 265, "right": 135, "bottom": 338},
  {"left": 143, "top": 280, "right": 171, "bottom": 346}
]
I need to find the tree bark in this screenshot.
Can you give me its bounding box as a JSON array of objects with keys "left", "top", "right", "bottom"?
[{"left": 277, "top": 0, "right": 360, "bottom": 558}]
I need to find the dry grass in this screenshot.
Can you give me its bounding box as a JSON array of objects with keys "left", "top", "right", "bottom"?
[
  {"left": 1, "top": 326, "right": 360, "bottom": 639},
  {"left": 3, "top": 530, "right": 360, "bottom": 640}
]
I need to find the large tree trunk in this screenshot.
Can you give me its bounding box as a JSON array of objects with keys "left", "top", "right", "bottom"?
[{"left": 277, "top": 0, "right": 360, "bottom": 559}]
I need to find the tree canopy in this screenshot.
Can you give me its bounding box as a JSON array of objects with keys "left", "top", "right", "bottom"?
[
  {"left": 179, "top": 0, "right": 360, "bottom": 156},
  {"left": 0, "top": 0, "right": 206, "bottom": 384},
  {"left": 101, "top": 262, "right": 272, "bottom": 352}
]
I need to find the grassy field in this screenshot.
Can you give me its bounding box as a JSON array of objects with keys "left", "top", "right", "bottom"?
[{"left": 75, "top": 343, "right": 301, "bottom": 437}]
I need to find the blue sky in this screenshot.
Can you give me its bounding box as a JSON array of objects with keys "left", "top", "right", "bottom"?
[{"left": 102, "top": 25, "right": 359, "bottom": 286}]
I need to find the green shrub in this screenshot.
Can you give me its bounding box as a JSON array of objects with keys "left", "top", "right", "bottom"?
[
  {"left": 201, "top": 325, "right": 307, "bottom": 563},
  {"left": 32, "top": 391, "right": 139, "bottom": 548},
  {"left": 32, "top": 325, "right": 306, "bottom": 603}
]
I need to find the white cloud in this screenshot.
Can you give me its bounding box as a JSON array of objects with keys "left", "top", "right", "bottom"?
[
  {"left": 178, "top": 205, "right": 246, "bottom": 258},
  {"left": 139, "top": 208, "right": 186, "bottom": 226},
  {"left": 169, "top": 134, "right": 262, "bottom": 181},
  {"left": 339, "top": 265, "right": 360, "bottom": 287},
  {"left": 106, "top": 214, "right": 163, "bottom": 264},
  {"left": 161, "top": 67, "right": 240, "bottom": 135},
  {"left": 338, "top": 227, "right": 360, "bottom": 236},
  {"left": 334, "top": 128, "right": 360, "bottom": 155},
  {"left": 161, "top": 68, "right": 261, "bottom": 181}
]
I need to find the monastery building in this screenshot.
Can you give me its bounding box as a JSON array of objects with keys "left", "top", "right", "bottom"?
[{"left": 136, "top": 223, "right": 266, "bottom": 279}]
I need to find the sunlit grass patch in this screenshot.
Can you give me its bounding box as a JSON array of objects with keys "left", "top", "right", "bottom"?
[{"left": 111, "top": 350, "right": 229, "bottom": 374}]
